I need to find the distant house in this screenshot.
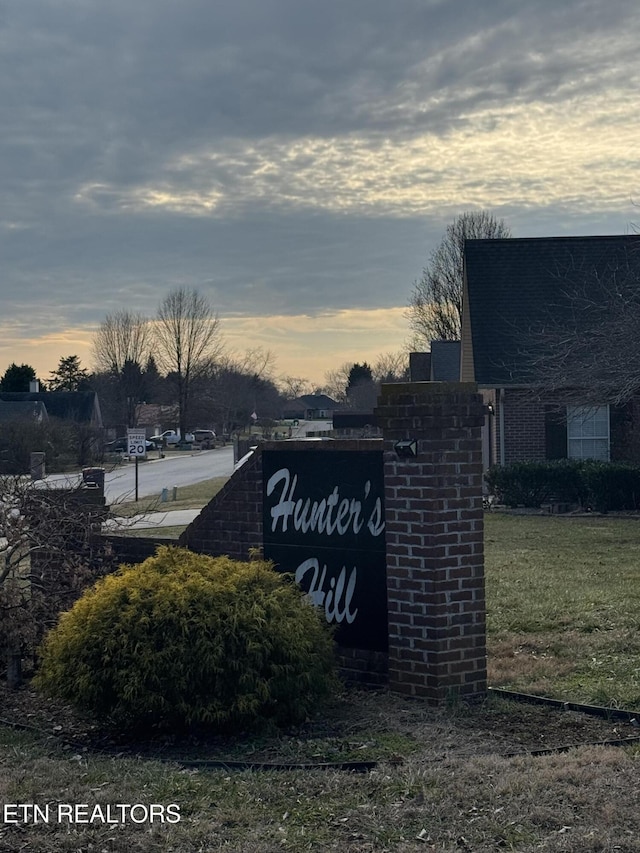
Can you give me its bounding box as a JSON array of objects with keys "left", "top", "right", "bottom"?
[
  {"left": 134, "top": 403, "right": 179, "bottom": 437},
  {"left": 460, "top": 234, "right": 640, "bottom": 468},
  {"left": 332, "top": 410, "right": 381, "bottom": 438},
  {"left": 282, "top": 394, "right": 342, "bottom": 421},
  {"left": 0, "top": 399, "right": 48, "bottom": 424},
  {"left": 0, "top": 391, "right": 103, "bottom": 429}
]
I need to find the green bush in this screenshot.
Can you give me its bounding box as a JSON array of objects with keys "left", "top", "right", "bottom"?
[
  {"left": 35, "top": 547, "right": 337, "bottom": 731},
  {"left": 485, "top": 460, "right": 640, "bottom": 512},
  {"left": 581, "top": 462, "right": 640, "bottom": 513},
  {"left": 485, "top": 460, "right": 587, "bottom": 508}
]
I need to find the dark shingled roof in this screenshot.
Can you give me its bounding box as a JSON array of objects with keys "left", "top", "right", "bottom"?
[
  {"left": 463, "top": 235, "right": 640, "bottom": 386},
  {"left": 0, "top": 400, "right": 48, "bottom": 422},
  {"left": 0, "top": 391, "right": 101, "bottom": 424}
]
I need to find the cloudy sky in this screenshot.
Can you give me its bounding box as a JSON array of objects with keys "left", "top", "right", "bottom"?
[{"left": 1, "top": 0, "right": 639, "bottom": 386}]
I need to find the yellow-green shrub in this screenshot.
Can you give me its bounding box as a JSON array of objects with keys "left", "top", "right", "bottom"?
[{"left": 35, "top": 546, "right": 337, "bottom": 731}]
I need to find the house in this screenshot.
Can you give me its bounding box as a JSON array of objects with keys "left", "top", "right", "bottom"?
[
  {"left": 282, "top": 394, "right": 342, "bottom": 421},
  {"left": 134, "top": 403, "right": 180, "bottom": 437},
  {"left": 332, "top": 410, "right": 381, "bottom": 438},
  {"left": 0, "top": 391, "right": 103, "bottom": 428},
  {"left": 460, "top": 234, "right": 640, "bottom": 468},
  {"left": 0, "top": 399, "right": 48, "bottom": 424}
]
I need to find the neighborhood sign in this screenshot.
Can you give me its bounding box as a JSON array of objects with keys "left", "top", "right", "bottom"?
[{"left": 262, "top": 449, "right": 387, "bottom": 651}]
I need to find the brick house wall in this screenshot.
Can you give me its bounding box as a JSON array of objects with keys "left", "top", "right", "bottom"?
[
  {"left": 501, "top": 389, "right": 547, "bottom": 464},
  {"left": 494, "top": 389, "right": 639, "bottom": 466}
]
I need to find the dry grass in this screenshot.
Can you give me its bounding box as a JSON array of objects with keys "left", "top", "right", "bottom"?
[
  {"left": 3, "top": 511, "right": 640, "bottom": 850},
  {"left": 112, "top": 477, "right": 229, "bottom": 518},
  {"left": 2, "top": 686, "right": 640, "bottom": 852},
  {"left": 485, "top": 513, "right": 640, "bottom": 708}
]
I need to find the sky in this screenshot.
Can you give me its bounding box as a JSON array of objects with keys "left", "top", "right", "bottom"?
[{"left": 1, "top": 0, "right": 640, "bottom": 388}]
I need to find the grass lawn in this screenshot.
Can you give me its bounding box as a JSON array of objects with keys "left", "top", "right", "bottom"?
[
  {"left": 107, "top": 477, "right": 229, "bottom": 538},
  {"left": 486, "top": 513, "right": 640, "bottom": 709},
  {"left": 3, "top": 508, "right": 640, "bottom": 851},
  {"left": 111, "top": 477, "right": 229, "bottom": 518}
]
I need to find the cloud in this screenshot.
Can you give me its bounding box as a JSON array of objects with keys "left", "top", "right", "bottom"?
[{"left": 1, "top": 0, "right": 640, "bottom": 380}]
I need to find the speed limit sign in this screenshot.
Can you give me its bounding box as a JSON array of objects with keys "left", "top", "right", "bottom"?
[{"left": 126, "top": 430, "right": 147, "bottom": 457}]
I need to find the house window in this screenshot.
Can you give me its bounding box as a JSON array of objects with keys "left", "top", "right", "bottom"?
[{"left": 566, "top": 405, "right": 610, "bottom": 461}]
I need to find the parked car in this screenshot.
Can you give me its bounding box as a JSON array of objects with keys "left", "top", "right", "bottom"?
[
  {"left": 192, "top": 429, "right": 216, "bottom": 447},
  {"left": 150, "top": 429, "right": 194, "bottom": 446},
  {"left": 104, "top": 436, "right": 155, "bottom": 454}
]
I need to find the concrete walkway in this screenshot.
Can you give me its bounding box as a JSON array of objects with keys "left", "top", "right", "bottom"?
[{"left": 104, "top": 508, "right": 201, "bottom": 531}]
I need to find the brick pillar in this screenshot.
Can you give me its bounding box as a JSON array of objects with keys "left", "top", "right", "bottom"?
[{"left": 375, "top": 382, "right": 487, "bottom": 703}]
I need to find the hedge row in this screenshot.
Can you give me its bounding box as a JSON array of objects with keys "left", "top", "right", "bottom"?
[{"left": 485, "top": 460, "right": 640, "bottom": 512}]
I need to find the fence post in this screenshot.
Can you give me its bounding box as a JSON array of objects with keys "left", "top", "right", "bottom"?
[{"left": 375, "top": 382, "right": 487, "bottom": 703}]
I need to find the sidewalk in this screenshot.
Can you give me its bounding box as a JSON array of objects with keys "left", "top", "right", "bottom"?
[{"left": 104, "top": 509, "right": 202, "bottom": 531}]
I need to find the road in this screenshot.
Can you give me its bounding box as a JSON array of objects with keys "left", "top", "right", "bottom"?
[{"left": 45, "top": 445, "right": 235, "bottom": 504}]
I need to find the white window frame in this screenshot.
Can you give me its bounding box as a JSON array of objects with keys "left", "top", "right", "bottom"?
[{"left": 566, "top": 405, "right": 610, "bottom": 461}]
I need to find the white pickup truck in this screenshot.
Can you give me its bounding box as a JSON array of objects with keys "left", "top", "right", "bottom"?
[{"left": 151, "top": 429, "right": 194, "bottom": 446}]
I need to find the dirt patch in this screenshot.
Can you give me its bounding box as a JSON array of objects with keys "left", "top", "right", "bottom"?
[{"left": 1, "top": 680, "right": 636, "bottom": 766}]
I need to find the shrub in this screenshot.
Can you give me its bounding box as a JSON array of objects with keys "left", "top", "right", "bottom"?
[
  {"left": 35, "top": 547, "right": 337, "bottom": 731},
  {"left": 581, "top": 461, "right": 640, "bottom": 513},
  {"left": 485, "top": 460, "right": 586, "bottom": 508},
  {"left": 485, "top": 460, "right": 640, "bottom": 512}
]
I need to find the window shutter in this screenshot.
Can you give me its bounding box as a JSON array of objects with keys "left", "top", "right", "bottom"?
[
  {"left": 545, "top": 405, "right": 567, "bottom": 459},
  {"left": 609, "top": 402, "right": 632, "bottom": 462}
]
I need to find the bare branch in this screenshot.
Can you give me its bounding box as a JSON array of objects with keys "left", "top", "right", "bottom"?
[
  {"left": 407, "top": 210, "right": 511, "bottom": 347},
  {"left": 0, "top": 476, "right": 117, "bottom": 684},
  {"left": 92, "top": 311, "right": 151, "bottom": 375},
  {"left": 520, "top": 249, "right": 640, "bottom": 405}
]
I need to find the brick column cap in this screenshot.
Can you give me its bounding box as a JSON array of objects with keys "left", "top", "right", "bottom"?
[{"left": 379, "top": 381, "right": 479, "bottom": 399}]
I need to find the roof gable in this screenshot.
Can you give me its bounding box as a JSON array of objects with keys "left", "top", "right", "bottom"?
[
  {"left": 298, "top": 394, "right": 340, "bottom": 409},
  {"left": 463, "top": 235, "right": 640, "bottom": 386}
]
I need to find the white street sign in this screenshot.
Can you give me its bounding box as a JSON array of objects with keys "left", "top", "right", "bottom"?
[{"left": 126, "top": 430, "right": 147, "bottom": 457}]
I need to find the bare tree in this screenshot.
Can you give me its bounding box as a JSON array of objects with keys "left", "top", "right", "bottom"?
[
  {"left": 321, "top": 352, "right": 408, "bottom": 407},
  {"left": 372, "top": 350, "right": 410, "bottom": 384},
  {"left": 92, "top": 311, "right": 151, "bottom": 375},
  {"left": 232, "top": 346, "right": 276, "bottom": 382},
  {"left": 154, "top": 288, "right": 223, "bottom": 436},
  {"left": 0, "top": 478, "right": 116, "bottom": 687},
  {"left": 321, "top": 362, "right": 352, "bottom": 404},
  {"left": 92, "top": 312, "right": 151, "bottom": 427},
  {"left": 407, "top": 211, "right": 511, "bottom": 347},
  {"left": 194, "top": 348, "right": 280, "bottom": 435},
  {"left": 523, "top": 251, "right": 640, "bottom": 406},
  {"left": 278, "top": 375, "right": 313, "bottom": 400}
]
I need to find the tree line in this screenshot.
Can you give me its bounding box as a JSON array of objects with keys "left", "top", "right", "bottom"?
[{"left": 1, "top": 286, "right": 410, "bottom": 438}]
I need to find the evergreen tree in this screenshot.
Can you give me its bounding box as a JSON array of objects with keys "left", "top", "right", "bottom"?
[
  {"left": 0, "top": 363, "right": 38, "bottom": 392},
  {"left": 48, "top": 355, "right": 91, "bottom": 392}
]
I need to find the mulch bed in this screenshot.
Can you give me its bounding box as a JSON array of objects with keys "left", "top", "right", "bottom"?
[{"left": 2, "top": 679, "right": 638, "bottom": 767}]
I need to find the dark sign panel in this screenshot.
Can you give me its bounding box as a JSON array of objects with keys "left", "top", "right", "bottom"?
[{"left": 263, "top": 450, "right": 387, "bottom": 651}]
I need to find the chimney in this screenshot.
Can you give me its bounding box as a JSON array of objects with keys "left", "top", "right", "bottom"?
[{"left": 29, "top": 380, "right": 40, "bottom": 393}]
